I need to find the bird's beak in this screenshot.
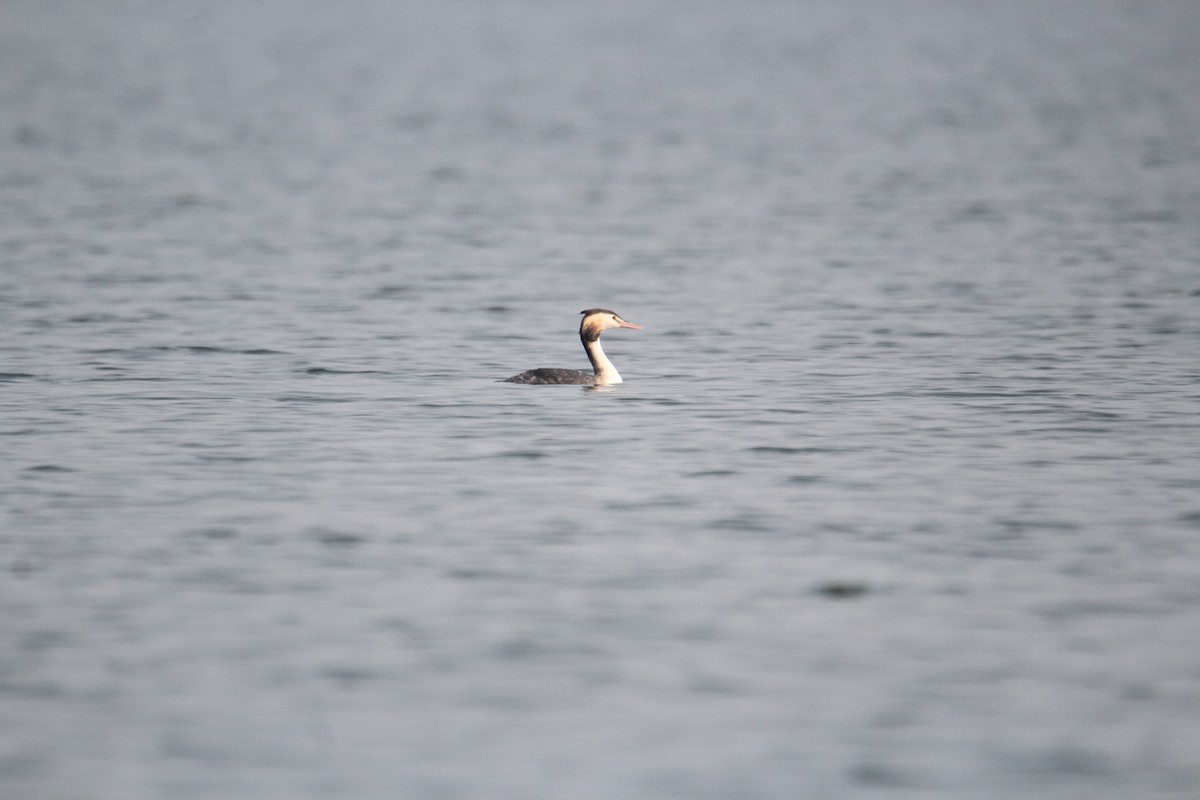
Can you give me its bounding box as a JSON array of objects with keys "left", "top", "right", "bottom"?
[{"left": 618, "top": 319, "right": 644, "bottom": 330}]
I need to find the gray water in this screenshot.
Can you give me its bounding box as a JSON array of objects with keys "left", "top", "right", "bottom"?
[{"left": 3, "top": 2, "right": 1200, "bottom": 798}]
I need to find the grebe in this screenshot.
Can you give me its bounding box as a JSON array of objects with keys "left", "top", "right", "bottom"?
[{"left": 503, "top": 309, "right": 643, "bottom": 385}]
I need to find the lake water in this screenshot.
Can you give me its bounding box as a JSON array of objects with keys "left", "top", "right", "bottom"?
[{"left": 3, "top": 2, "right": 1200, "bottom": 798}]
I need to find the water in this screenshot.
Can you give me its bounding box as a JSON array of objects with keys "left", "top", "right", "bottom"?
[{"left": 3, "top": 2, "right": 1200, "bottom": 798}]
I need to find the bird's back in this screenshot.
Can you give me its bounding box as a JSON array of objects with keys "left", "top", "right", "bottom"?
[{"left": 502, "top": 368, "right": 594, "bottom": 385}]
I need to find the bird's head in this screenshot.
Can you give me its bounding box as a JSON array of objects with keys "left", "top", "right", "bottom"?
[{"left": 579, "top": 308, "right": 643, "bottom": 342}]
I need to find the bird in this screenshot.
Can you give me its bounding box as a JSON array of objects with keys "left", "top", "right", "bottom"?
[{"left": 502, "top": 308, "right": 643, "bottom": 385}]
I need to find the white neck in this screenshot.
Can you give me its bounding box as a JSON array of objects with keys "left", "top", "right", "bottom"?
[{"left": 584, "top": 338, "right": 623, "bottom": 384}]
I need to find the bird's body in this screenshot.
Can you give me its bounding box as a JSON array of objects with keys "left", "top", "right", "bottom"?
[
  {"left": 503, "top": 309, "right": 643, "bottom": 385},
  {"left": 505, "top": 368, "right": 595, "bottom": 385}
]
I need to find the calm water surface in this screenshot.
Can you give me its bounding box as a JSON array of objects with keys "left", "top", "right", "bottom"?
[{"left": 3, "top": 2, "right": 1200, "bottom": 798}]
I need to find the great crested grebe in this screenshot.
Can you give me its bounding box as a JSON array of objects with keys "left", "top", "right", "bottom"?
[{"left": 503, "top": 308, "right": 643, "bottom": 385}]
